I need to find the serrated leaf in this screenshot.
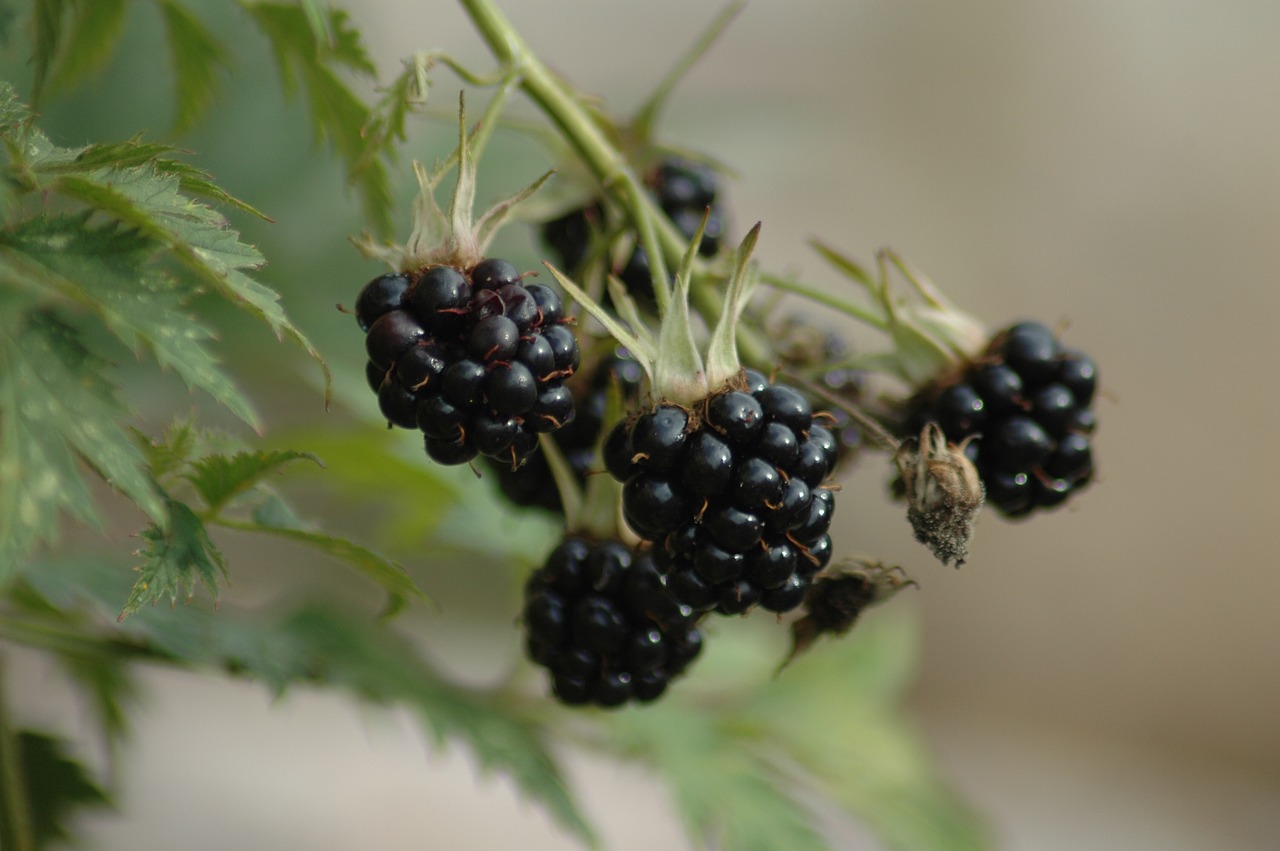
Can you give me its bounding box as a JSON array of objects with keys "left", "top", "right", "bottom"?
[
  {"left": 3, "top": 731, "right": 111, "bottom": 850},
  {"left": 44, "top": 167, "right": 330, "bottom": 400},
  {"left": 0, "top": 312, "right": 164, "bottom": 578},
  {"left": 183, "top": 448, "right": 321, "bottom": 515},
  {"left": 44, "top": 0, "right": 128, "bottom": 97},
  {"left": 0, "top": 214, "right": 260, "bottom": 429},
  {"left": 157, "top": 0, "right": 230, "bottom": 132},
  {"left": 245, "top": 2, "right": 393, "bottom": 234},
  {"left": 38, "top": 138, "right": 270, "bottom": 219},
  {"left": 120, "top": 498, "right": 227, "bottom": 619},
  {"left": 611, "top": 707, "right": 829, "bottom": 851}
]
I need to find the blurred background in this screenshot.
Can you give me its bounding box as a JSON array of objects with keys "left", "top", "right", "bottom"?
[{"left": 8, "top": 0, "right": 1280, "bottom": 848}]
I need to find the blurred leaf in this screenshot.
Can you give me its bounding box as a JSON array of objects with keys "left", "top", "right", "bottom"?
[
  {"left": 244, "top": 2, "right": 394, "bottom": 234},
  {"left": 29, "top": 0, "right": 68, "bottom": 104},
  {"left": 2, "top": 731, "right": 111, "bottom": 850},
  {"left": 157, "top": 0, "right": 230, "bottom": 132},
  {"left": 215, "top": 498, "right": 426, "bottom": 613},
  {"left": 120, "top": 498, "right": 227, "bottom": 620},
  {"left": 278, "top": 425, "right": 462, "bottom": 551},
  {"left": 184, "top": 448, "right": 321, "bottom": 514},
  {"left": 44, "top": 0, "right": 128, "bottom": 97},
  {"left": 277, "top": 605, "right": 597, "bottom": 848},
  {"left": 741, "top": 613, "right": 991, "bottom": 851},
  {"left": 0, "top": 311, "right": 164, "bottom": 577},
  {"left": 611, "top": 706, "right": 829, "bottom": 851}
]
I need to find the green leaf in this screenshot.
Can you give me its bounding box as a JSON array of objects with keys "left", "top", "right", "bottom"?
[
  {"left": 278, "top": 425, "right": 461, "bottom": 551},
  {"left": 0, "top": 311, "right": 164, "bottom": 577},
  {"left": 29, "top": 0, "right": 69, "bottom": 104},
  {"left": 214, "top": 502, "right": 425, "bottom": 615},
  {"left": 120, "top": 498, "right": 228, "bottom": 619},
  {"left": 611, "top": 707, "right": 829, "bottom": 851},
  {"left": 183, "top": 448, "right": 321, "bottom": 515},
  {"left": 45, "top": 167, "right": 330, "bottom": 399},
  {"left": 5, "top": 731, "right": 111, "bottom": 850},
  {"left": 276, "top": 605, "right": 597, "bottom": 848},
  {"left": 741, "top": 614, "right": 991, "bottom": 851},
  {"left": 157, "top": 0, "right": 230, "bottom": 132},
  {"left": 44, "top": 0, "right": 129, "bottom": 97},
  {"left": 39, "top": 138, "right": 271, "bottom": 219},
  {"left": 0, "top": 214, "right": 261, "bottom": 429},
  {"left": 245, "top": 2, "right": 393, "bottom": 234}
]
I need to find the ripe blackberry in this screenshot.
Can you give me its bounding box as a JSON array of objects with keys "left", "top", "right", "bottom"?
[
  {"left": 483, "top": 348, "right": 645, "bottom": 512},
  {"left": 540, "top": 156, "right": 726, "bottom": 307},
  {"left": 352, "top": 261, "right": 580, "bottom": 468},
  {"left": 903, "top": 321, "right": 1098, "bottom": 516},
  {"left": 610, "top": 372, "right": 840, "bottom": 617},
  {"left": 522, "top": 538, "right": 704, "bottom": 707}
]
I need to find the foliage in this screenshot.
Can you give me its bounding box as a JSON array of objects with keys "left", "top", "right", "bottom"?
[{"left": 0, "top": 3, "right": 992, "bottom": 850}]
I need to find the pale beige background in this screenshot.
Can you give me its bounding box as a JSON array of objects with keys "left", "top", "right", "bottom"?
[{"left": 14, "top": 1, "right": 1280, "bottom": 848}]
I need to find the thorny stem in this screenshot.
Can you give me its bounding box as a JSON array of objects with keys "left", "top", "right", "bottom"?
[
  {"left": 458, "top": 0, "right": 771, "bottom": 364},
  {"left": 0, "top": 654, "right": 35, "bottom": 851},
  {"left": 779, "top": 370, "right": 902, "bottom": 453}
]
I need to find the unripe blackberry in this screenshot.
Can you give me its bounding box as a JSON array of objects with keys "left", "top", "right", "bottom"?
[
  {"left": 902, "top": 321, "right": 1098, "bottom": 516},
  {"left": 523, "top": 538, "right": 703, "bottom": 707},
  {"left": 611, "top": 373, "right": 840, "bottom": 617},
  {"left": 352, "top": 260, "right": 580, "bottom": 468}
]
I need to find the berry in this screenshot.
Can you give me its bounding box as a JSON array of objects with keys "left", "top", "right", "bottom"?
[
  {"left": 523, "top": 539, "right": 703, "bottom": 708},
  {"left": 482, "top": 349, "right": 644, "bottom": 512},
  {"left": 902, "top": 321, "right": 1098, "bottom": 516},
  {"left": 351, "top": 260, "right": 580, "bottom": 467},
  {"left": 539, "top": 156, "right": 727, "bottom": 307},
  {"left": 611, "top": 373, "right": 840, "bottom": 617}
]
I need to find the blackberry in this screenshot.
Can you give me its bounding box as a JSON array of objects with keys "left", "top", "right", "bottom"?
[
  {"left": 352, "top": 261, "right": 580, "bottom": 468},
  {"left": 540, "top": 156, "right": 726, "bottom": 307},
  {"left": 903, "top": 321, "right": 1098, "bottom": 516},
  {"left": 483, "top": 348, "right": 645, "bottom": 512},
  {"left": 611, "top": 373, "right": 839, "bottom": 617},
  {"left": 522, "top": 538, "right": 703, "bottom": 707}
]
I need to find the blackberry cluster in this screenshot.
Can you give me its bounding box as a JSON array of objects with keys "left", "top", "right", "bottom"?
[
  {"left": 541, "top": 157, "right": 725, "bottom": 306},
  {"left": 356, "top": 260, "right": 580, "bottom": 467},
  {"left": 606, "top": 370, "right": 840, "bottom": 617},
  {"left": 484, "top": 349, "right": 644, "bottom": 512},
  {"left": 903, "top": 321, "right": 1097, "bottom": 517},
  {"left": 523, "top": 538, "right": 703, "bottom": 707}
]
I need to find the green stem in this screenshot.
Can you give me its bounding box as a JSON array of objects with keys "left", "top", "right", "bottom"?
[
  {"left": 458, "top": 0, "right": 772, "bottom": 363},
  {"left": 759, "top": 272, "right": 889, "bottom": 331},
  {"left": 0, "top": 654, "right": 35, "bottom": 851}
]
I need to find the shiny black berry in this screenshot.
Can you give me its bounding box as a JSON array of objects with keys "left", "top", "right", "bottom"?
[{"left": 523, "top": 539, "right": 703, "bottom": 708}]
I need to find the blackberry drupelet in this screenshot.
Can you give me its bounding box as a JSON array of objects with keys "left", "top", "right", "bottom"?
[{"left": 522, "top": 538, "right": 704, "bottom": 707}]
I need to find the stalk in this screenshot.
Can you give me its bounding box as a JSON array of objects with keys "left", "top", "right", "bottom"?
[{"left": 458, "top": 0, "right": 771, "bottom": 364}]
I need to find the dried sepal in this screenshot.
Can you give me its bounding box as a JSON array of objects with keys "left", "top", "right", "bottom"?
[
  {"left": 780, "top": 560, "right": 915, "bottom": 670},
  {"left": 894, "top": 422, "right": 984, "bottom": 567}
]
